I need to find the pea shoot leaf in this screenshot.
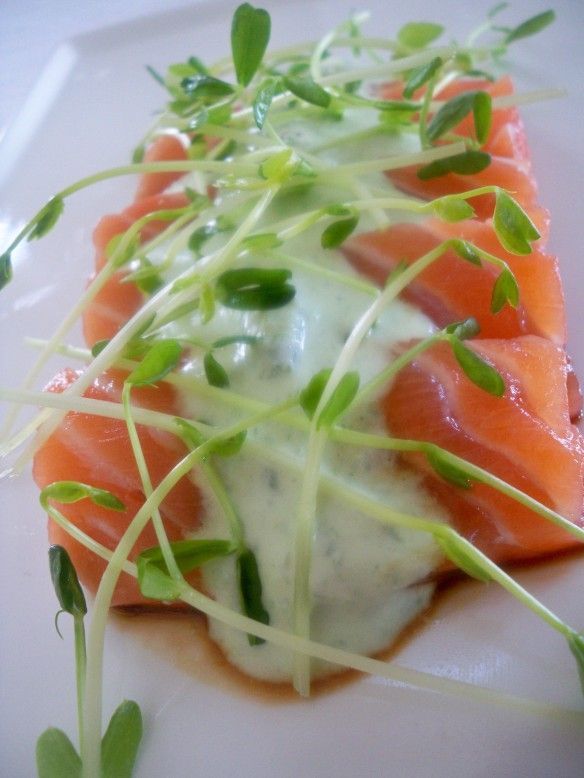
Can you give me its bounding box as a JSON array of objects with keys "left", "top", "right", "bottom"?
[
  {"left": 445, "top": 317, "right": 480, "bottom": 340},
  {"left": 238, "top": 548, "right": 270, "bottom": 645},
  {"left": 216, "top": 267, "right": 295, "bottom": 310},
  {"left": 321, "top": 215, "right": 359, "bottom": 249},
  {"left": 403, "top": 56, "right": 443, "bottom": 99},
  {"left": 450, "top": 239, "right": 482, "bottom": 266},
  {"left": 437, "top": 534, "right": 491, "bottom": 581},
  {"left": 473, "top": 90, "right": 492, "bottom": 145},
  {"left": 431, "top": 196, "right": 475, "bottom": 223},
  {"left": 242, "top": 232, "right": 282, "bottom": 251},
  {"left": 299, "top": 368, "right": 332, "bottom": 419},
  {"left": 318, "top": 371, "right": 360, "bottom": 429},
  {"left": 493, "top": 189, "right": 540, "bottom": 255},
  {"left": 505, "top": 10, "right": 555, "bottom": 44},
  {"left": 126, "top": 339, "right": 182, "bottom": 386},
  {"left": 417, "top": 150, "right": 491, "bottom": 180},
  {"left": 0, "top": 252, "right": 12, "bottom": 290},
  {"left": 208, "top": 430, "right": 247, "bottom": 457},
  {"left": 567, "top": 632, "right": 584, "bottom": 696},
  {"left": 426, "top": 449, "right": 472, "bottom": 489},
  {"left": 284, "top": 75, "right": 331, "bottom": 108},
  {"left": 48, "top": 546, "right": 87, "bottom": 618},
  {"left": 28, "top": 196, "right": 65, "bottom": 241},
  {"left": 101, "top": 700, "right": 143, "bottom": 778},
  {"left": 204, "top": 351, "right": 230, "bottom": 388},
  {"left": 253, "top": 77, "right": 280, "bottom": 128},
  {"left": 427, "top": 91, "right": 490, "bottom": 143},
  {"left": 180, "top": 74, "right": 234, "bottom": 102},
  {"left": 450, "top": 338, "right": 505, "bottom": 396},
  {"left": 36, "top": 728, "right": 81, "bottom": 778},
  {"left": 231, "top": 3, "right": 271, "bottom": 87},
  {"left": 397, "top": 21, "right": 444, "bottom": 50},
  {"left": 41, "top": 481, "right": 125, "bottom": 511},
  {"left": 491, "top": 266, "right": 519, "bottom": 313},
  {"left": 138, "top": 539, "right": 235, "bottom": 576}
]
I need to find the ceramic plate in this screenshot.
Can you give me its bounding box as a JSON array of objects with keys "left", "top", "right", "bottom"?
[{"left": 1, "top": 1, "right": 583, "bottom": 775}]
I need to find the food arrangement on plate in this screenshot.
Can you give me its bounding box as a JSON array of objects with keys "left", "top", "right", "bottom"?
[{"left": 1, "top": 3, "right": 583, "bottom": 775}]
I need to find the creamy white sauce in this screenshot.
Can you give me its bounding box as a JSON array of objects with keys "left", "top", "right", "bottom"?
[{"left": 155, "top": 113, "right": 450, "bottom": 682}]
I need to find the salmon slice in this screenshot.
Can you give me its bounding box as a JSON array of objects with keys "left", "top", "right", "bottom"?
[
  {"left": 377, "top": 77, "right": 539, "bottom": 220},
  {"left": 382, "top": 336, "right": 584, "bottom": 564},
  {"left": 134, "top": 134, "right": 188, "bottom": 201},
  {"left": 343, "top": 218, "right": 566, "bottom": 345},
  {"left": 33, "top": 368, "right": 202, "bottom": 606},
  {"left": 83, "top": 191, "right": 191, "bottom": 347}
]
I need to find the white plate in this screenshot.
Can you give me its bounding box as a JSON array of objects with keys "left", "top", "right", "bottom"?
[{"left": 1, "top": 1, "right": 583, "bottom": 775}]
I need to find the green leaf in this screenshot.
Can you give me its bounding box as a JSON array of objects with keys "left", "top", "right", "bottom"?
[
  {"left": 137, "top": 561, "right": 182, "bottom": 600},
  {"left": 126, "top": 340, "right": 182, "bottom": 386},
  {"left": 138, "top": 539, "right": 235, "bottom": 576},
  {"left": 180, "top": 74, "right": 234, "bottom": 102},
  {"left": 450, "top": 339, "right": 505, "bottom": 396},
  {"left": 450, "top": 239, "right": 482, "bottom": 266},
  {"left": 105, "top": 232, "right": 140, "bottom": 268},
  {"left": 445, "top": 317, "right": 480, "bottom": 340},
  {"left": 318, "top": 371, "right": 360, "bottom": 429},
  {"left": 208, "top": 430, "right": 247, "bottom": 457},
  {"left": 491, "top": 266, "right": 519, "bottom": 313},
  {"left": 253, "top": 77, "right": 279, "bottom": 129},
  {"left": 200, "top": 282, "right": 216, "bottom": 324},
  {"left": 216, "top": 267, "right": 295, "bottom": 310},
  {"left": 426, "top": 449, "right": 472, "bottom": 489},
  {"left": 174, "top": 417, "right": 206, "bottom": 449},
  {"left": 284, "top": 75, "right": 331, "bottom": 108},
  {"left": 505, "top": 10, "right": 555, "bottom": 44},
  {"left": 36, "top": 728, "right": 81, "bottom": 778},
  {"left": 238, "top": 548, "right": 270, "bottom": 645},
  {"left": 242, "top": 232, "right": 283, "bottom": 251},
  {"left": 473, "top": 90, "right": 492, "bottom": 145},
  {"left": 48, "top": 545, "right": 87, "bottom": 618},
  {"left": 299, "top": 368, "right": 332, "bottom": 419},
  {"left": 321, "top": 215, "right": 359, "bottom": 249},
  {"left": 493, "top": 189, "right": 540, "bottom": 255},
  {"left": 431, "top": 196, "right": 475, "bottom": 223},
  {"left": 231, "top": 3, "right": 271, "bottom": 87},
  {"left": 436, "top": 534, "right": 491, "bottom": 581},
  {"left": 259, "top": 148, "right": 295, "bottom": 182},
  {"left": 427, "top": 90, "right": 483, "bottom": 143},
  {"left": 397, "top": 21, "right": 444, "bottom": 49},
  {"left": 418, "top": 150, "right": 491, "bottom": 180},
  {"left": 101, "top": 700, "right": 143, "bottom": 778},
  {"left": 403, "top": 57, "right": 443, "bottom": 99},
  {"left": 132, "top": 144, "right": 145, "bottom": 163},
  {"left": 204, "top": 351, "right": 230, "bottom": 388},
  {"left": 0, "top": 252, "right": 12, "bottom": 289},
  {"left": 567, "top": 632, "right": 584, "bottom": 697},
  {"left": 28, "top": 196, "right": 64, "bottom": 241},
  {"left": 213, "top": 333, "right": 259, "bottom": 349},
  {"left": 488, "top": 2, "right": 509, "bottom": 19},
  {"left": 41, "top": 481, "right": 125, "bottom": 511}
]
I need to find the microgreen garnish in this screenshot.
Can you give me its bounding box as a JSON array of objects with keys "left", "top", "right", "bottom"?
[
  {"left": 49, "top": 545, "right": 87, "bottom": 618},
  {"left": 321, "top": 213, "right": 359, "bottom": 248},
  {"left": 253, "top": 77, "right": 280, "bottom": 128},
  {"left": 100, "top": 701, "right": 143, "bottom": 778},
  {"left": 238, "top": 548, "right": 270, "bottom": 645},
  {"left": 397, "top": 21, "right": 444, "bottom": 50},
  {"left": 493, "top": 189, "right": 540, "bottom": 254},
  {"left": 417, "top": 150, "right": 491, "bottom": 179},
  {"left": 491, "top": 266, "right": 520, "bottom": 313},
  {"left": 41, "top": 482, "right": 125, "bottom": 511},
  {"left": 126, "top": 340, "right": 182, "bottom": 386},
  {"left": 504, "top": 9, "right": 555, "bottom": 44},
  {"left": 215, "top": 267, "right": 295, "bottom": 310},
  {"left": 426, "top": 448, "right": 473, "bottom": 490},
  {"left": 449, "top": 339, "right": 506, "bottom": 396},
  {"left": 431, "top": 196, "right": 475, "bottom": 222},
  {"left": 231, "top": 3, "right": 271, "bottom": 87},
  {"left": 0, "top": 252, "right": 12, "bottom": 291},
  {"left": 403, "top": 56, "right": 443, "bottom": 99},
  {"left": 36, "top": 729, "right": 81, "bottom": 778},
  {"left": 567, "top": 632, "right": 584, "bottom": 696},
  {"left": 283, "top": 75, "right": 331, "bottom": 108},
  {"left": 28, "top": 196, "right": 65, "bottom": 241},
  {"left": 436, "top": 534, "right": 492, "bottom": 581},
  {"left": 204, "top": 351, "right": 230, "bottom": 387}
]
